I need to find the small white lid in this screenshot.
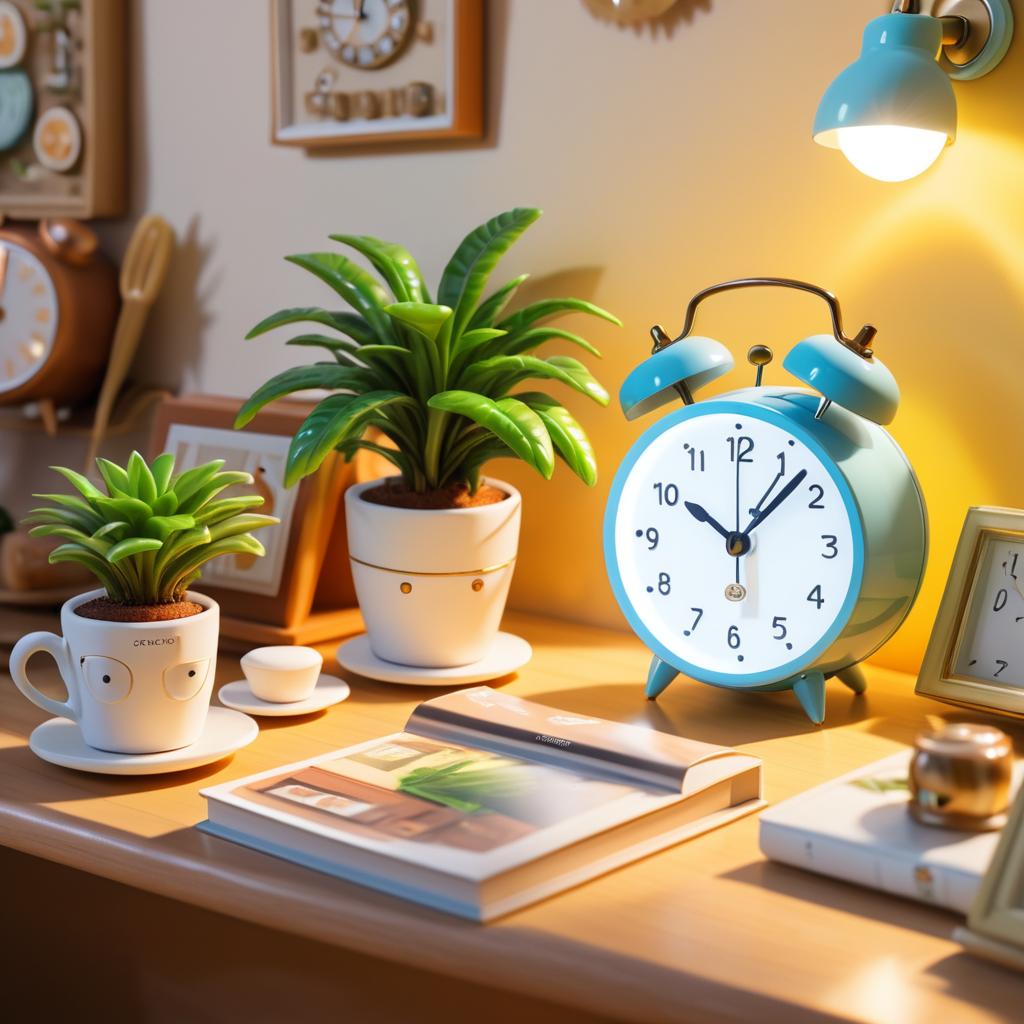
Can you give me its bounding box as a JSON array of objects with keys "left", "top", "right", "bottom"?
[{"left": 240, "top": 646, "right": 323, "bottom": 672}]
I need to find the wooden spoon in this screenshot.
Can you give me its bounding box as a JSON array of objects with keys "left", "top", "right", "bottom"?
[{"left": 85, "top": 214, "right": 174, "bottom": 469}]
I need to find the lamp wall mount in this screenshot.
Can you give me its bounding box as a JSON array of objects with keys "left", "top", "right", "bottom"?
[{"left": 892, "top": 0, "right": 1014, "bottom": 79}]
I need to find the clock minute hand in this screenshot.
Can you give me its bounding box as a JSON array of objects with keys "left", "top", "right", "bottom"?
[
  {"left": 684, "top": 500, "right": 731, "bottom": 542},
  {"left": 742, "top": 468, "right": 808, "bottom": 536}
]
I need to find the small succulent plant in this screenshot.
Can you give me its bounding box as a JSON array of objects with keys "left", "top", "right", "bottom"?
[
  {"left": 25, "top": 452, "right": 278, "bottom": 605},
  {"left": 236, "top": 207, "right": 619, "bottom": 495}
]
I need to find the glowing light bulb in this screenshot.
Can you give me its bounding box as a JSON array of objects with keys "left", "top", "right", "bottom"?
[{"left": 835, "top": 124, "right": 947, "bottom": 182}]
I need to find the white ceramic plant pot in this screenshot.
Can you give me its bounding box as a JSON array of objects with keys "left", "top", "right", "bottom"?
[
  {"left": 345, "top": 478, "right": 521, "bottom": 668},
  {"left": 9, "top": 589, "right": 220, "bottom": 754}
]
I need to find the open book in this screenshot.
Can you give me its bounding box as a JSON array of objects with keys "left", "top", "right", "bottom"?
[{"left": 200, "top": 687, "right": 763, "bottom": 920}]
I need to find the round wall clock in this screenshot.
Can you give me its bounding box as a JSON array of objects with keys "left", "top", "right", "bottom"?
[
  {"left": 0, "top": 219, "right": 118, "bottom": 407},
  {"left": 0, "top": 68, "right": 32, "bottom": 151},
  {"left": 604, "top": 278, "right": 928, "bottom": 723},
  {"left": 317, "top": 0, "right": 412, "bottom": 69}
]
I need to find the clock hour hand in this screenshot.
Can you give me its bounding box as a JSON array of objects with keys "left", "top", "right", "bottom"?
[
  {"left": 684, "top": 500, "right": 731, "bottom": 542},
  {"left": 743, "top": 469, "right": 808, "bottom": 535}
]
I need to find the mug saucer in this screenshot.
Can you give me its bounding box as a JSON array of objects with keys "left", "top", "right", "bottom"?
[
  {"left": 28, "top": 707, "right": 258, "bottom": 776},
  {"left": 217, "top": 675, "right": 350, "bottom": 717}
]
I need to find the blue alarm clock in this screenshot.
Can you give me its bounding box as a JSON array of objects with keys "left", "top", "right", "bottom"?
[{"left": 603, "top": 278, "right": 927, "bottom": 723}]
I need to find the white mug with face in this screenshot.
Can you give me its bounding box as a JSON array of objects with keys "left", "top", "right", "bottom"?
[{"left": 9, "top": 589, "right": 220, "bottom": 754}]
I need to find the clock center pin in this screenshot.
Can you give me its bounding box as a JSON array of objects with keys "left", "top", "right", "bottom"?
[{"left": 725, "top": 583, "right": 746, "bottom": 602}]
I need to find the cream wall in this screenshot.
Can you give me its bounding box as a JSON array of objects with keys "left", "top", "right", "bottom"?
[{"left": 98, "top": 0, "right": 1024, "bottom": 676}]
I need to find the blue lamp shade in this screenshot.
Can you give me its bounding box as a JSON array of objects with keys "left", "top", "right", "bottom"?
[{"left": 814, "top": 14, "right": 957, "bottom": 182}]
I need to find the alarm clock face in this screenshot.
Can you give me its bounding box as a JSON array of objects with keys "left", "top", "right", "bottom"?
[
  {"left": 607, "top": 403, "right": 864, "bottom": 686},
  {"left": 0, "top": 241, "right": 58, "bottom": 393}
]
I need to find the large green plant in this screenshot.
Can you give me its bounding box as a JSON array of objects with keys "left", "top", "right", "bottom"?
[
  {"left": 236, "top": 208, "right": 619, "bottom": 492},
  {"left": 25, "top": 452, "right": 278, "bottom": 605}
]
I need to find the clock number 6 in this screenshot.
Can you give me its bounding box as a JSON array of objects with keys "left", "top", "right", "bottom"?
[{"left": 727, "top": 625, "right": 741, "bottom": 650}]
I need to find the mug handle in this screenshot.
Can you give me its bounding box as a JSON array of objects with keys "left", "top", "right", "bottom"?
[{"left": 9, "top": 631, "right": 80, "bottom": 721}]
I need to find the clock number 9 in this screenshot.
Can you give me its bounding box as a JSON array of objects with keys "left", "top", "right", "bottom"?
[
  {"left": 728, "top": 625, "right": 741, "bottom": 649},
  {"left": 653, "top": 482, "right": 679, "bottom": 506},
  {"left": 637, "top": 527, "right": 659, "bottom": 550}
]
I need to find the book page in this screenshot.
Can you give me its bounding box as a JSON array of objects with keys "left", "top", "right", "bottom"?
[
  {"left": 407, "top": 686, "right": 737, "bottom": 791},
  {"left": 217, "top": 731, "right": 686, "bottom": 881}
]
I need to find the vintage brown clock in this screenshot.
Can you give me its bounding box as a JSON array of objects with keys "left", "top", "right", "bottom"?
[{"left": 0, "top": 218, "right": 117, "bottom": 409}]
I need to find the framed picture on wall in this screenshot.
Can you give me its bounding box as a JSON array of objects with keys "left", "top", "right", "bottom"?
[
  {"left": 149, "top": 394, "right": 360, "bottom": 646},
  {"left": 916, "top": 507, "right": 1024, "bottom": 719},
  {"left": 270, "top": 0, "right": 483, "bottom": 147}
]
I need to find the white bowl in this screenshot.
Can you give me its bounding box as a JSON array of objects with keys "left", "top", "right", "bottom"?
[{"left": 240, "top": 645, "right": 323, "bottom": 703}]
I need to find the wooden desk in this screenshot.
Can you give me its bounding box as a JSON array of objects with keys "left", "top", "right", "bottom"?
[{"left": 2, "top": 613, "right": 1022, "bottom": 1023}]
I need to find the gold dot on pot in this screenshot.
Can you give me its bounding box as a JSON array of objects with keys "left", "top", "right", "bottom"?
[
  {"left": 400, "top": 582, "right": 412, "bottom": 594},
  {"left": 472, "top": 579, "right": 484, "bottom": 592}
]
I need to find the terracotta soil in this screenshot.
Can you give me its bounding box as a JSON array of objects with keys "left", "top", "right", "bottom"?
[
  {"left": 362, "top": 481, "right": 508, "bottom": 510},
  {"left": 75, "top": 598, "right": 205, "bottom": 622}
]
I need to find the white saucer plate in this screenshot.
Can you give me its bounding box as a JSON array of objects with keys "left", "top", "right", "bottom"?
[
  {"left": 29, "top": 707, "right": 258, "bottom": 776},
  {"left": 218, "top": 674, "right": 350, "bottom": 717},
  {"left": 336, "top": 632, "right": 532, "bottom": 686}
]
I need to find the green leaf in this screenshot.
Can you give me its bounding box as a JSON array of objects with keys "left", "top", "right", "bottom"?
[
  {"left": 92, "top": 521, "right": 129, "bottom": 542},
  {"left": 284, "top": 333, "right": 362, "bottom": 358},
  {"left": 150, "top": 453, "right": 176, "bottom": 495},
  {"left": 51, "top": 466, "right": 104, "bottom": 501},
  {"left": 437, "top": 208, "right": 541, "bottom": 340},
  {"left": 284, "top": 253, "right": 392, "bottom": 341},
  {"left": 170, "top": 461, "right": 224, "bottom": 504},
  {"left": 234, "top": 364, "right": 376, "bottom": 428},
  {"left": 106, "top": 537, "right": 164, "bottom": 563},
  {"left": 329, "top": 234, "right": 429, "bottom": 303},
  {"left": 428, "top": 391, "right": 553, "bottom": 479},
  {"left": 519, "top": 392, "right": 598, "bottom": 485},
  {"left": 94, "top": 458, "right": 130, "bottom": 494},
  {"left": 469, "top": 354, "right": 610, "bottom": 405},
  {"left": 151, "top": 491, "right": 180, "bottom": 516},
  {"left": 142, "top": 514, "right": 197, "bottom": 541},
  {"left": 384, "top": 302, "right": 453, "bottom": 343},
  {"left": 94, "top": 496, "right": 153, "bottom": 529},
  {"left": 177, "top": 471, "right": 255, "bottom": 515},
  {"left": 191, "top": 495, "right": 265, "bottom": 526},
  {"left": 498, "top": 297, "right": 622, "bottom": 334},
  {"left": 451, "top": 328, "right": 507, "bottom": 366},
  {"left": 286, "top": 391, "right": 413, "bottom": 487},
  {"left": 245, "top": 307, "right": 376, "bottom": 344},
  {"left": 127, "top": 451, "right": 158, "bottom": 505},
  {"left": 504, "top": 327, "right": 601, "bottom": 358},
  {"left": 207, "top": 513, "right": 279, "bottom": 543},
  {"left": 468, "top": 274, "right": 529, "bottom": 330}
]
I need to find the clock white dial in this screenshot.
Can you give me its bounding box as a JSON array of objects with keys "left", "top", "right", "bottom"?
[
  {"left": 612, "top": 409, "right": 860, "bottom": 681},
  {"left": 0, "top": 241, "right": 58, "bottom": 393},
  {"left": 952, "top": 537, "right": 1024, "bottom": 686},
  {"left": 318, "top": 0, "right": 412, "bottom": 69}
]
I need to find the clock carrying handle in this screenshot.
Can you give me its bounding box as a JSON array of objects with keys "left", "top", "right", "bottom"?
[{"left": 668, "top": 277, "right": 877, "bottom": 360}]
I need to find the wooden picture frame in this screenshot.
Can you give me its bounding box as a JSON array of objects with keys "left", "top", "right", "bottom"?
[
  {"left": 270, "top": 0, "right": 483, "bottom": 148},
  {"left": 149, "top": 394, "right": 361, "bottom": 647},
  {"left": 957, "top": 783, "right": 1024, "bottom": 970},
  {"left": 916, "top": 507, "right": 1024, "bottom": 718},
  {"left": 0, "top": 0, "right": 126, "bottom": 219}
]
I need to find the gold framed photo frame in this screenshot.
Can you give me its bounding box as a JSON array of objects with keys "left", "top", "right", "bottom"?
[
  {"left": 956, "top": 783, "right": 1024, "bottom": 970},
  {"left": 270, "top": 0, "right": 483, "bottom": 148},
  {"left": 916, "top": 507, "right": 1024, "bottom": 718}
]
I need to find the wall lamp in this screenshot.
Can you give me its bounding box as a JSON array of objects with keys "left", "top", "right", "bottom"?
[{"left": 814, "top": 0, "right": 1014, "bottom": 182}]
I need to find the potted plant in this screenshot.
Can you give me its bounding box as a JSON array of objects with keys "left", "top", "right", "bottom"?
[
  {"left": 9, "top": 452, "right": 277, "bottom": 753},
  {"left": 237, "top": 207, "right": 618, "bottom": 668}
]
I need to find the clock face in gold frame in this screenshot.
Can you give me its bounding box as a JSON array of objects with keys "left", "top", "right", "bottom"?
[
  {"left": 917, "top": 507, "right": 1024, "bottom": 718},
  {"left": 317, "top": 0, "right": 412, "bottom": 69},
  {"left": 0, "top": 241, "right": 57, "bottom": 395}
]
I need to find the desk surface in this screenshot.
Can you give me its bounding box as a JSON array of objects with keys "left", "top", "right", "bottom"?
[{"left": 2, "top": 612, "right": 1021, "bottom": 1024}]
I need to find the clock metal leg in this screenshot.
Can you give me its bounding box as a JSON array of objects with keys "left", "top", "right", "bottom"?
[
  {"left": 645, "top": 655, "right": 679, "bottom": 700},
  {"left": 834, "top": 663, "right": 867, "bottom": 694},
  {"left": 792, "top": 671, "right": 827, "bottom": 725}
]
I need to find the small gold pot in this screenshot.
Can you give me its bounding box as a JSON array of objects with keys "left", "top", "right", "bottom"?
[{"left": 909, "top": 722, "right": 1014, "bottom": 832}]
